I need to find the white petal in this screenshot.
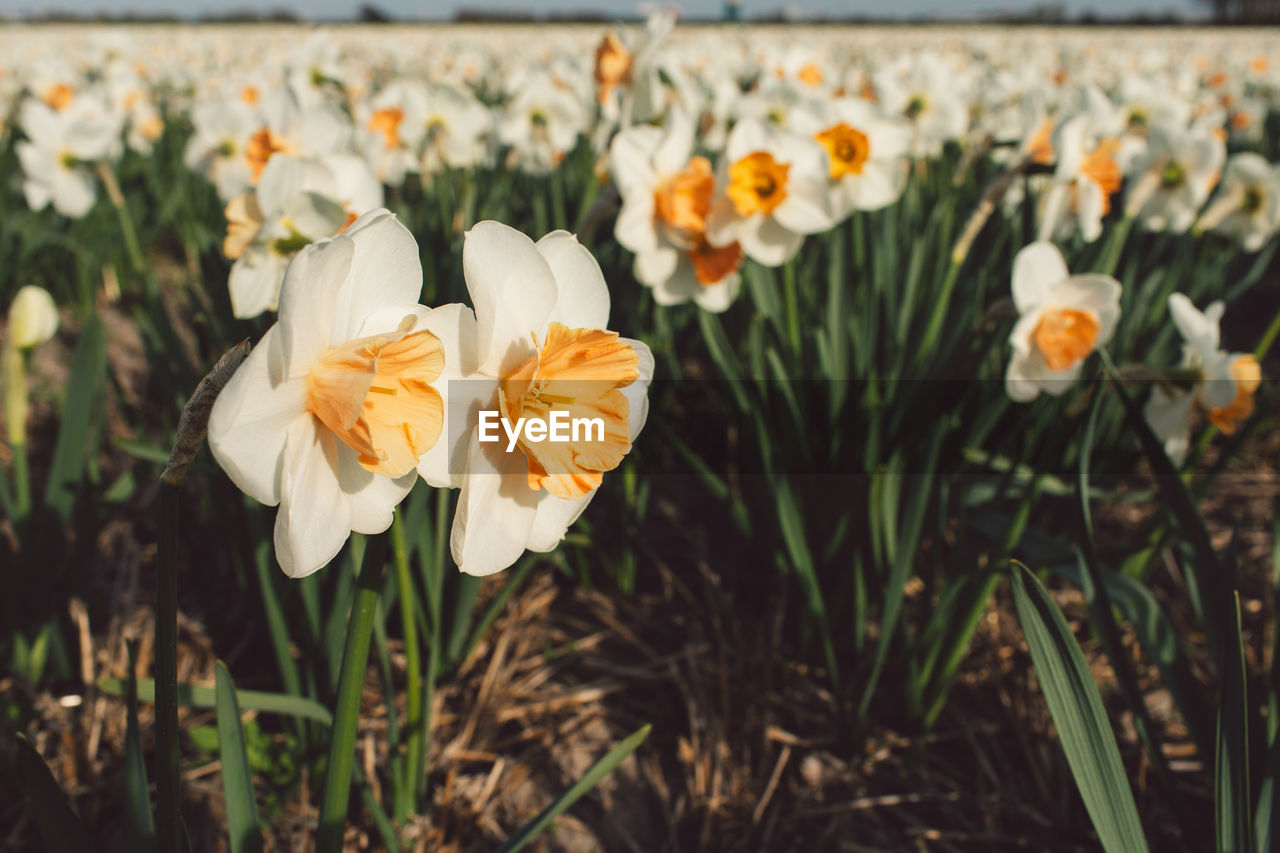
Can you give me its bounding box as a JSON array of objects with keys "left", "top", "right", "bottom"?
[
  {"left": 614, "top": 196, "right": 659, "bottom": 255},
  {"left": 740, "top": 216, "right": 803, "bottom": 267},
  {"left": 619, "top": 338, "right": 654, "bottom": 440},
  {"left": 228, "top": 250, "right": 288, "bottom": 320},
  {"left": 536, "top": 230, "right": 611, "bottom": 332},
  {"left": 463, "top": 220, "right": 557, "bottom": 376},
  {"left": 1011, "top": 241, "right": 1069, "bottom": 312},
  {"left": 52, "top": 167, "right": 97, "bottom": 218},
  {"left": 274, "top": 415, "right": 351, "bottom": 578},
  {"left": 450, "top": 431, "right": 539, "bottom": 576},
  {"left": 331, "top": 211, "right": 423, "bottom": 345},
  {"left": 277, "top": 234, "right": 354, "bottom": 376},
  {"left": 526, "top": 491, "right": 595, "bottom": 552},
  {"left": 1168, "top": 293, "right": 1220, "bottom": 357},
  {"left": 1143, "top": 386, "right": 1195, "bottom": 466},
  {"left": 338, "top": 445, "right": 416, "bottom": 534},
  {"left": 207, "top": 324, "right": 307, "bottom": 506}
]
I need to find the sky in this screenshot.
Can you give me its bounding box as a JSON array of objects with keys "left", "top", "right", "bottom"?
[{"left": 0, "top": 0, "right": 1204, "bottom": 19}]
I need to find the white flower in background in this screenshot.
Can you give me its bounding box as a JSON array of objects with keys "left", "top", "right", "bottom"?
[
  {"left": 497, "top": 70, "right": 588, "bottom": 174},
  {"left": 1037, "top": 114, "right": 1123, "bottom": 243},
  {"left": 16, "top": 96, "right": 122, "bottom": 218},
  {"left": 184, "top": 97, "right": 261, "bottom": 201},
  {"left": 1006, "top": 242, "right": 1121, "bottom": 402},
  {"left": 1126, "top": 121, "right": 1225, "bottom": 233},
  {"left": 412, "top": 83, "right": 494, "bottom": 176},
  {"left": 1195, "top": 152, "right": 1280, "bottom": 251},
  {"left": 872, "top": 52, "right": 970, "bottom": 158},
  {"left": 793, "top": 97, "right": 911, "bottom": 220},
  {"left": 209, "top": 210, "right": 446, "bottom": 578},
  {"left": 611, "top": 106, "right": 742, "bottom": 311},
  {"left": 1144, "top": 293, "right": 1261, "bottom": 465},
  {"left": 706, "top": 117, "right": 834, "bottom": 267},
  {"left": 8, "top": 285, "right": 59, "bottom": 350},
  {"left": 416, "top": 221, "right": 654, "bottom": 577},
  {"left": 224, "top": 154, "right": 383, "bottom": 319},
  {"left": 242, "top": 86, "right": 353, "bottom": 187}
]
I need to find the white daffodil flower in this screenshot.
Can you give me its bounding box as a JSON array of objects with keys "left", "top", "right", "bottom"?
[
  {"left": 415, "top": 222, "right": 653, "bottom": 578},
  {"left": 224, "top": 154, "right": 383, "bottom": 319},
  {"left": 16, "top": 96, "right": 122, "bottom": 218},
  {"left": 1196, "top": 152, "right": 1280, "bottom": 251},
  {"left": 705, "top": 117, "right": 834, "bottom": 268},
  {"left": 209, "top": 210, "right": 447, "bottom": 578},
  {"left": 1144, "top": 293, "right": 1261, "bottom": 466},
  {"left": 611, "top": 106, "right": 742, "bottom": 311},
  {"left": 793, "top": 97, "right": 912, "bottom": 220},
  {"left": 1005, "top": 242, "right": 1121, "bottom": 402}
]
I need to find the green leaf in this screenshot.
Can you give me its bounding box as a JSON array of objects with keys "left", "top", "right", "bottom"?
[
  {"left": 123, "top": 643, "right": 156, "bottom": 853},
  {"left": 1010, "top": 562, "right": 1149, "bottom": 853},
  {"left": 1216, "top": 590, "right": 1252, "bottom": 853},
  {"left": 15, "top": 734, "right": 94, "bottom": 853},
  {"left": 215, "top": 662, "right": 263, "bottom": 853},
  {"left": 97, "top": 676, "right": 333, "bottom": 726},
  {"left": 44, "top": 311, "right": 107, "bottom": 521},
  {"left": 494, "top": 724, "right": 651, "bottom": 853}
]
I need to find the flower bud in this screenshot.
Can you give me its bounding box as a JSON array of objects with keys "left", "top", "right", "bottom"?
[{"left": 8, "top": 286, "right": 59, "bottom": 350}]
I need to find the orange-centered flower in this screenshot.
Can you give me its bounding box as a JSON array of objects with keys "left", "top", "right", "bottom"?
[
  {"left": 42, "top": 83, "right": 73, "bottom": 111},
  {"left": 594, "top": 31, "right": 633, "bottom": 104},
  {"left": 815, "top": 123, "right": 871, "bottom": 179},
  {"left": 1025, "top": 119, "right": 1055, "bottom": 165},
  {"left": 240, "top": 85, "right": 260, "bottom": 105},
  {"left": 727, "top": 152, "right": 790, "bottom": 217},
  {"left": 306, "top": 318, "right": 445, "bottom": 478},
  {"left": 1033, "top": 308, "right": 1100, "bottom": 371},
  {"left": 1208, "top": 355, "right": 1261, "bottom": 434},
  {"left": 245, "top": 127, "right": 294, "bottom": 183},
  {"left": 499, "top": 322, "right": 640, "bottom": 499},
  {"left": 797, "top": 63, "right": 824, "bottom": 88},
  {"left": 368, "top": 106, "right": 404, "bottom": 150},
  {"left": 654, "top": 156, "right": 714, "bottom": 238},
  {"left": 690, "top": 236, "right": 743, "bottom": 286},
  {"left": 1081, "top": 138, "right": 1122, "bottom": 214}
]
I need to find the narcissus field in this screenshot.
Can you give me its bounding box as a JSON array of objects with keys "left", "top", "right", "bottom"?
[{"left": 2, "top": 17, "right": 1279, "bottom": 852}]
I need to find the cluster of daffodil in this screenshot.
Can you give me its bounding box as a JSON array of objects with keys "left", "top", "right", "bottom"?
[
  {"left": 207, "top": 210, "right": 653, "bottom": 579},
  {"left": 2, "top": 19, "right": 1277, "bottom": 581}
]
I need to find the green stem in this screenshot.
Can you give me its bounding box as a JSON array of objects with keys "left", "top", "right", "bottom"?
[
  {"left": 317, "top": 533, "right": 389, "bottom": 853},
  {"left": 916, "top": 260, "right": 962, "bottom": 368},
  {"left": 782, "top": 259, "right": 801, "bottom": 363},
  {"left": 96, "top": 162, "right": 147, "bottom": 279},
  {"left": 1097, "top": 216, "right": 1134, "bottom": 278},
  {"left": 1254, "top": 301, "right": 1280, "bottom": 362},
  {"left": 4, "top": 343, "right": 30, "bottom": 518},
  {"left": 155, "top": 482, "right": 182, "bottom": 853},
  {"left": 390, "top": 512, "right": 422, "bottom": 816}
]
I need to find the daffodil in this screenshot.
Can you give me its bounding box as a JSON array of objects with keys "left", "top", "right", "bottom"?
[
  {"left": 1144, "top": 293, "right": 1261, "bottom": 465},
  {"left": 705, "top": 118, "right": 834, "bottom": 267},
  {"left": 208, "top": 210, "right": 447, "bottom": 578},
  {"left": 417, "top": 221, "right": 653, "bottom": 577},
  {"left": 1195, "top": 152, "right": 1280, "bottom": 251},
  {"left": 611, "top": 106, "right": 742, "bottom": 311},
  {"left": 1005, "top": 242, "right": 1121, "bottom": 402}
]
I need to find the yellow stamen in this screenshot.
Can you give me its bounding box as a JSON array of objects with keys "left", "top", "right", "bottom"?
[
  {"left": 368, "top": 106, "right": 404, "bottom": 149},
  {"left": 307, "top": 327, "right": 445, "bottom": 477},
  {"left": 1025, "top": 119, "right": 1055, "bottom": 165},
  {"left": 726, "top": 151, "right": 789, "bottom": 217},
  {"left": 42, "top": 83, "right": 73, "bottom": 111},
  {"left": 594, "top": 31, "right": 633, "bottom": 104},
  {"left": 1080, "top": 138, "right": 1121, "bottom": 214},
  {"left": 797, "top": 63, "right": 824, "bottom": 88},
  {"left": 245, "top": 126, "right": 294, "bottom": 183},
  {"left": 690, "top": 236, "right": 743, "bottom": 286},
  {"left": 1033, "top": 308, "right": 1100, "bottom": 371},
  {"left": 499, "top": 322, "right": 640, "bottom": 499},
  {"left": 1208, "top": 355, "right": 1261, "bottom": 434},
  {"left": 654, "top": 156, "right": 714, "bottom": 239},
  {"left": 815, "top": 123, "right": 871, "bottom": 179}
]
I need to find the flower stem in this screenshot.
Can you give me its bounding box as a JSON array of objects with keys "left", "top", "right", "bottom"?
[
  {"left": 96, "top": 162, "right": 147, "bottom": 280},
  {"left": 782, "top": 258, "right": 801, "bottom": 363},
  {"left": 155, "top": 481, "right": 182, "bottom": 853},
  {"left": 3, "top": 342, "right": 30, "bottom": 518},
  {"left": 390, "top": 511, "right": 423, "bottom": 816},
  {"left": 317, "top": 532, "right": 390, "bottom": 853}
]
